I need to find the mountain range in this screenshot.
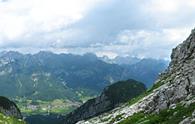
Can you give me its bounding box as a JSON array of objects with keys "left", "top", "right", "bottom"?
[
  {"left": 1, "top": 28, "right": 194, "bottom": 124},
  {"left": 0, "top": 51, "right": 167, "bottom": 102}
]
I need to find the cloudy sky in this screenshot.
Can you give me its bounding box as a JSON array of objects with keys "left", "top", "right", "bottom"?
[{"left": 0, "top": 0, "right": 195, "bottom": 59}]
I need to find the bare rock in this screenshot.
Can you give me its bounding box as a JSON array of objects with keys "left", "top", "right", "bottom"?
[{"left": 179, "top": 117, "right": 191, "bottom": 124}]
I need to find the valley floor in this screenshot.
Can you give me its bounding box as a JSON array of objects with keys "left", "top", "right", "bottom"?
[{"left": 14, "top": 98, "right": 81, "bottom": 124}]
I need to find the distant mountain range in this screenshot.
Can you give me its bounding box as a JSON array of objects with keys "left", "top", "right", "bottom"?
[
  {"left": 0, "top": 51, "right": 168, "bottom": 101},
  {"left": 100, "top": 56, "right": 142, "bottom": 65},
  {"left": 101, "top": 55, "right": 169, "bottom": 87}
]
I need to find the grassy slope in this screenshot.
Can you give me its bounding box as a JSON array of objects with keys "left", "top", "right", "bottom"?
[
  {"left": 0, "top": 113, "right": 26, "bottom": 124},
  {"left": 118, "top": 103, "right": 195, "bottom": 124}
]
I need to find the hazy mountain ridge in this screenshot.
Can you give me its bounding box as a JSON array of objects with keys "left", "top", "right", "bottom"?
[
  {"left": 123, "top": 58, "right": 169, "bottom": 87},
  {"left": 75, "top": 29, "right": 195, "bottom": 124},
  {"left": 0, "top": 51, "right": 121, "bottom": 101},
  {"left": 101, "top": 56, "right": 169, "bottom": 87},
  {"left": 0, "top": 51, "right": 167, "bottom": 101},
  {"left": 100, "top": 56, "right": 141, "bottom": 65}
]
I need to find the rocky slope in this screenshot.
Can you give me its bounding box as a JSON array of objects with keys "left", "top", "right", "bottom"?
[
  {"left": 0, "top": 96, "right": 22, "bottom": 119},
  {"left": 64, "top": 80, "right": 146, "bottom": 124},
  {"left": 75, "top": 29, "right": 195, "bottom": 124},
  {"left": 0, "top": 96, "right": 25, "bottom": 124}
]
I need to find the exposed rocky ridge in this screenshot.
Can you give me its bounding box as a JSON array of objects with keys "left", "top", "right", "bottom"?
[
  {"left": 0, "top": 96, "right": 22, "bottom": 119},
  {"left": 76, "top": 29, "right": 195, "bottom": 124},
  {"left": 64, "top": 79, "right": 146, "bottom": 124}
]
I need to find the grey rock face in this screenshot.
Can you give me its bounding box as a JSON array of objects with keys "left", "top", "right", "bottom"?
[
  {"left": 143, "top": 29, "right": 195, "bottom": 113},
  {"left": 179, "top": 117, "right": 191, "bottom": 124},
  {"left": 0, "top": 96, "right": 22, "bottom": 119},
  {"left": 64, "top": 94, "right": 112, "bottom": 124}
]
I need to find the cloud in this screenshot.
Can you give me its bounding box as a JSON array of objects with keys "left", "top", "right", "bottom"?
[
  {"left": 143, "top": 0, "right": 195, "bottom": 28},
  {"left": 0, "top": 0, "right": 195, "bottom": 59},
  {"left": 113, "top": 28, "right": 190, "bottom": 59},
  {"left": 0, "top": 0, "right": 102, "bottom": 42}
]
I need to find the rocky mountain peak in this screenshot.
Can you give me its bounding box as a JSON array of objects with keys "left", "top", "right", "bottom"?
[
  {"left": 141, "top": 28, "right": 195, "bottom": 113},
  {"left": 170, "top": 29, "right": 195, "bottom": 67}
]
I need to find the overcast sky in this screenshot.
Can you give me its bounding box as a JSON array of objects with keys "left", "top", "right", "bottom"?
[{"left": 0, "top": 0, "right": 195, "bottom": 59}]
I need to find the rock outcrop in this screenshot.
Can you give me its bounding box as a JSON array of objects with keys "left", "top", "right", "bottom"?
[
  {"left": 0, "top": 96, "right": 22, "bottom": 119},
  {"left": 64, "top": 79, "right": 146, "bottom": 124},
  {"left": 76, "top": 29, "right": 195, "bottom": 124}
]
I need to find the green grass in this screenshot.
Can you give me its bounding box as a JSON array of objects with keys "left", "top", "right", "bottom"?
[
  {"left": 0, "top": 113, "right": 26, "bottom": 124},
  {"left": 15, "top": 99, "right": 80, "bottom": 115},
  {"left": 119, "top": 103, "right": 195, "bottom": 124}
]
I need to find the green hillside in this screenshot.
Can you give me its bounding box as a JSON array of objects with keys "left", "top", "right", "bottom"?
[{"left": 0, "top": 113, "right": 26, "bottom": 124}]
